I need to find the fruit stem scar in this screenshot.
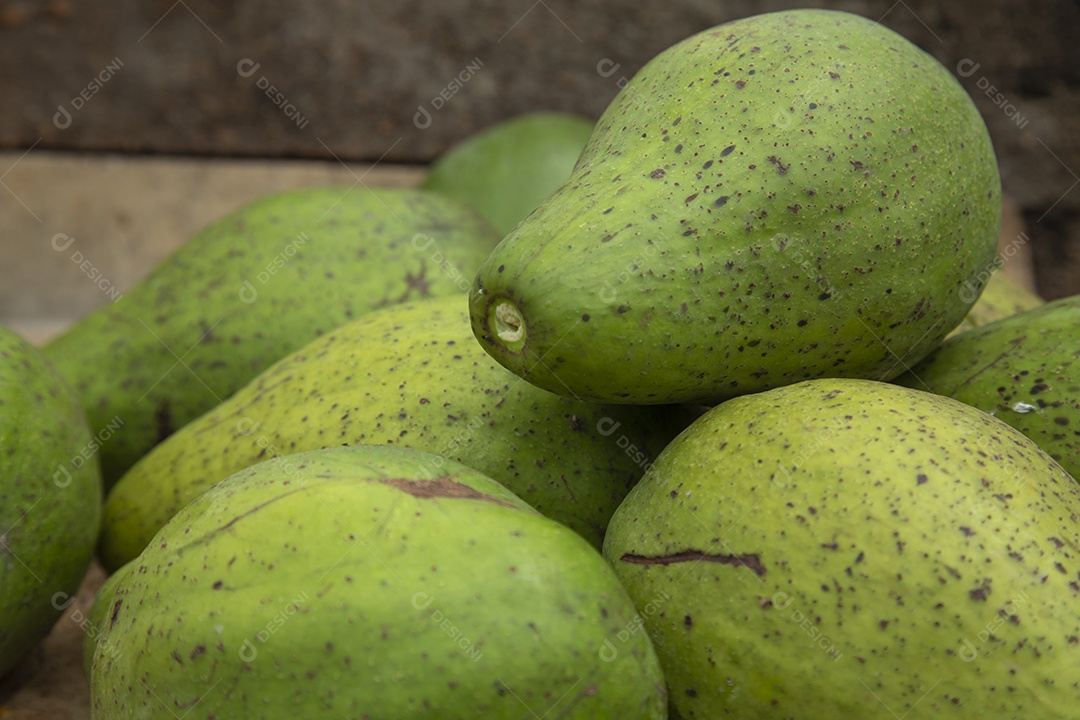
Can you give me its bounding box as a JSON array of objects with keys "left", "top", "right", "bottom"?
[
  {"left": 620, "top": 550, "right": 766, "bottom": 576},
  {"left": 491, "top": 299, "right": 526, "bottom": 348}
]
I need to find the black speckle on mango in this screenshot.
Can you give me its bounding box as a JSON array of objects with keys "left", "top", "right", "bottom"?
[{"left": 896, "top": 294, "right": 1080, "bottom": 479}]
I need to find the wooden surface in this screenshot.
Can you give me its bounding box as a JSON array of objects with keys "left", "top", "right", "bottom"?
[
  {"left": 0, "top": 153, "right": 425, "bottom": 344},
  {"left": 0, "top": 562, "right": 104, "bottom": 720}
]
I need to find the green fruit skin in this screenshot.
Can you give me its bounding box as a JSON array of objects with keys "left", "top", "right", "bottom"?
[
  {"left": 422, "top": 112, "right": 594, "bottom": 236},
  {"left": 83, "top": 561, "right": 131, "bottom": 679},
  {"left": 947, "top": 269, "right": 1043, "bottom": 338},
  {"left": 897, "top": 294, "right": 1078, "bottom": 477},
  {"left": 99, "top": 296, "right": 694, "bottom": 570},
  {"left": 0, "top": 325, "right": 102, "bottom": 678},
  {"left": 91, "top": 445, "right": 667, "bottom": 719},
  {"left": 44, "top": 187, "right": 501, "bottom": 487},
  {"left": 470, "top": 9, "right": 1001, "bottom": 405},
  {"left": 603, "top": 378, "right": 1080, "bottom": 718}
]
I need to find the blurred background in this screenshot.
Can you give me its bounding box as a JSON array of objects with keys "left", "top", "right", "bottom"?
[{"left": 1, "top": 0, "right": 1078, "bottom": 342}]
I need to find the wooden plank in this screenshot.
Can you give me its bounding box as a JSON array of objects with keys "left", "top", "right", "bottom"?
[
  {"left": 0, "top": 152, "right": 425, "bottom": 345},
  {"left": 3, "top": 1, "right": 1078, "bottom": 297}
]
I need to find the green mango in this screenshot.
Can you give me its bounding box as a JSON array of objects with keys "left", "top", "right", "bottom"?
[
  {"left": 469, "top": 9, "right": 1000, "bottom": 405},
  {"left": 947, "top": 268, "right": 1043, "bottom": 338},
  {"left": 44, "top": 187, "right": 500, "bottom": 488},
  {"left": 90, "top": 445, "right": 667, "bottom": 719},
  {"left": 896, "top": 294, "right": 1078, "bottom": 477},
  {"left": 82, "top": 561, "right": 131, "bottom": 679},
  {"left": 603, "top": 378, "right": 1080, "bottom": 718},
  {"left": 99, "top": 296, "right": 693, "bottom": 570},
  {"left": 422, "top": 112, "right": 594, "bottom": 236},
  {"left": 0, "top": 325, "right": 102, "bottom": 678}
]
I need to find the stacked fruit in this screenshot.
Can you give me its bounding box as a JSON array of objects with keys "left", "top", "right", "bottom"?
[{"left": 2, "top": 9, "right": 1077, "bottom": 719}]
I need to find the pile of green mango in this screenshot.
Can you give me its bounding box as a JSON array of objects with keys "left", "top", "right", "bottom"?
[
  {"left": 4, "top": 7, "right": 1077, "bottom": 720},
  {"left": 43, "top": 187, "right": 503, "bottom": 488}
]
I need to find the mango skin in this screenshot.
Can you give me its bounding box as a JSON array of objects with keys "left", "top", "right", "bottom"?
[
  {"left": 99, "top": 296, "right": 694, "bottom": 570},
  {"left": 90, "top": 445, "right": 667, "bottom": 720},
  {"left": 603, "top": 378, "right": 1080, "bottom": 718},
  {"left": 44, "top": 187, "right": 500, "bottom": 487},
  {"left": 422, "top": 112, "right": 594, "bottom": 236},
  {"left": 948, "top": 269, "right": 1043, "bottom": 338},
  {"left": 83, "top": 561, "right": 131, "bottom": 679},
  {"left": 896, "top": 294, "right": 1078, "bottom": 478},
  {"left": 470, "top": 9, "right": 1000, "bottom": 405},
  {"left": 0, "top": 325, "right": 102, "bottom": 678}
]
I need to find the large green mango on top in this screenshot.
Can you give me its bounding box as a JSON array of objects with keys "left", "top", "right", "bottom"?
[
  {"left": 470, "top": 9, "right": 1001, "bottom": 405},
  {"left": 44, "top": 187, "right": 500, "bottom": 486}
]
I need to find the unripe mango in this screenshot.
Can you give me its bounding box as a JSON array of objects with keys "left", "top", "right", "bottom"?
[
  {"left": 896, "top": 294, "right": 1078, "bottom": 477},
  {"left": 90, "top": 445, "right": 666, "bottom": 719},
  {"left": 0, "top": 325, "right": 102, "bottom": 678},
  {"left": 100, "top": 296, "right": 693, "bottom": 570},
  {"left": 470, "top": 9, "right": 1000, "bottom": 405},
  {"left": 604, "top": 378, "right": 1080, "bottom": 718},
  {"left": 422, "top": 112, "right": 594, "bottom": 236},
  {"left": 45, "top": 187, "right": 500, "bottom": 486}
]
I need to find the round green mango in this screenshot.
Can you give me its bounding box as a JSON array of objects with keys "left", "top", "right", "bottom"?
[
  {"left": 605, "top": 378, "right": 1080, "bottom": 718},
  {"left": 91, "top": 445, "right": 666, "bottom": 719}
]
